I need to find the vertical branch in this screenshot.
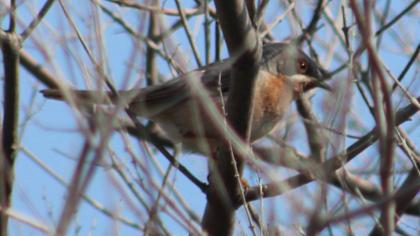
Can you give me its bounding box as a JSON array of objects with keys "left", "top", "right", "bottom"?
[
  {"left": 369, "top": 131, "right": 420, "bottom": 235},
  {"left": 204, "top": 0, "right": 211, "bottom": 64},
  {"left": 0, "top": 4, "right": 57, "bottom": 231},
  {"left": 215, "top": 0, "right": 262, "bottom": 145},
  {"left": 214, "top": 21, "right": 221, "bottom": 61},
  {"left": 0, "top": 1, "right": 20, "bottom": 234},
  {"left": 145, "top": 0, "right": 160, "bottom": 85},
  {"left": 296, "top": 96, "right": 328, "bottom": 235},
  {"left": 1, "top": 36, "right": 20, "bottom": 175},
  {"left": 56, "top": 118, "right": 114, "bottom": 235},
  {"left": 174, "top": 0, "right": 203, "bottom": 67},
  {"left": 8, "top": 0, "right": 16, "bottom": 32},
  {"left": 296, "top": 97, "right": 327, "bottom": 162},
  {"left": 350, "top": 1, "right": 396, "bottom": 234},
  {"left": 201, "top": 0, "right": 262, "bottom": 235},
  {"left": 54, "top": 140, "right": 92, "bottom": 235}
]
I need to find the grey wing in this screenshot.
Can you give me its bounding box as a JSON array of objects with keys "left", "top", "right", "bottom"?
[
  {"left": 128, "top": 59, "right": 232, "bottom": 117},
  {"left": 126, "top": 74, "right": 193, "bottom": 117},
  {"left": 42, "top": 59, "right": 233, "bottom": 117}
]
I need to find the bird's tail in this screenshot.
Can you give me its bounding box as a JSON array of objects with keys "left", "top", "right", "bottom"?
[
  {"left": 41, "top": 87, "right": 182, "bottom": 118},
  {"left": 41, "top": 88, "right": 136, "bottom": 105}
]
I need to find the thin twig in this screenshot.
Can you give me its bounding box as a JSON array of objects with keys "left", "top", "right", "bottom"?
[
  {"left": 260, "top": 2, "right": 295, "bottom": 38},
  {"left": 375, "top": 0, "right": 420, "bottom": 36},
  {"left": 0, "top": 207, "right": 51, "bottom": 234},
  {"left": 315, "top": 178, "right": 420, "bottom": 233},
  {"left": 21, "top": 0, "right": 56, "bottom": 41},
  {"left": 350, "top": 1, "right": 396, "bottom": 233},
  {"left": 217, "top": 73, "right": 257, "bottom": 235},
  {"left": 296, "top": 0, "right": 325, "bottom": 44},
  {"left": 126, "top": 111, "right": 208, "bottom": 192},
  {"left": 245, "top": 97, "right": 420, "bottom": 202},
  {"left": 20, "top": 146, "right": 143, "bottom": 230},
  {"left": 106, "top": 0, "right": 216, "bottom": 17},
  {"left": 93, "top": 0, "right": 182, "bottom": 72},
  {"left": 392, "top": 42, "right": 420, "bottom": 91},
  {"left": 59, "top": 0, "right": 117, "bottom": 94},
  {"left": 174, "top": 0, "right": 203, "bottom": 67}
]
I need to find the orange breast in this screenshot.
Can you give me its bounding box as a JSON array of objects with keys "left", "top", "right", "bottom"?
[
  {"left": 251, "top": 71, "right": 294, "bottom": 140},
  {"left": 255, "top": 72, "right": 293, "bottom": 115}
]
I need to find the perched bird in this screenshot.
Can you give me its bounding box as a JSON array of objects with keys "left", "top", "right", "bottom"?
[{"left": 42, "top": 42, "right": 329, "bottom": 156}]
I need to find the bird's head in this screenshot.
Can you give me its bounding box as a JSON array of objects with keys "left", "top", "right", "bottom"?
[{"left": 261, "top": 43, "right": 330, "bottom": 93}]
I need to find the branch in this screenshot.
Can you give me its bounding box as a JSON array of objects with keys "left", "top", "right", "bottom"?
[
  {"left": 20, "top": 50, "right": 61, "bottom": 89},
  {"left": 370, "top": 129, "right": 420, "bottom": 235},
  {"left": 245, "top": 97, "right": 420, "bottom": 202},
  {"left": 20, "top": 0, "right": 56, "bottom": 41},
  {"left": 392, "top": 42, "right": 420, "bottom": 91},
  {"left": 201, "top": 0, "right": 262, "bottom": 235},
  {"left": 106, "top": 0, "right": 217, "bottom": 17},
  {"left": 369, "top": 167, "right": 420, "bottom": 235},
  {"left": 296, "top": 96, "right": 327, "bottom": 162},
  {"left": 252, "top": 145, "right": 420, "bottom": 216},
  {"left": 0, "top": 12, "right": 20, "bottom": 233},
  {"left": 174, "top": 0, "right": 202, "bottom": 67},
  {"left": 295, "top": 0, "right": 324, "bottom": 44},
  {"left": 375, "top": 0, "right": 419, "bottom": 36},
  {"left": 313, "top": 178, "right": 420, "bottom": 233},
  {"left": 350, "top": 1, "right": 397, "bottom": 233}
]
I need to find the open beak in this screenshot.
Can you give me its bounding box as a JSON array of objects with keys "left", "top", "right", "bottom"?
[
  {"left": 314, "top": 80, "right": 332, "bottom": 91},
  {"left": 303, "top": 75, "right": 332, "bottom": 92},
  {"left": 309, "top": 67, "right": 332, "bottom": 92}
]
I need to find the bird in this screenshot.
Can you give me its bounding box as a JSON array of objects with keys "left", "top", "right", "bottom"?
[{"left": 42, "top": 42, "right": 330, "bottom": 157}]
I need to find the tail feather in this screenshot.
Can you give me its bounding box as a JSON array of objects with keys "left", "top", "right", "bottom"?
[
  {"left": 41, "top": 86, "right": 187, "bottom": 118},
  {"left": 41, "top": 89, "right": 65, "bottom": 100},
  {"left": 41, "top": 89, "right": 118, "bottom": 104}
]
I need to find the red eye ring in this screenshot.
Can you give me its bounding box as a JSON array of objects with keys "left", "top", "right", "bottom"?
[{"left": 298, "top": 59, "right": 308, "bottom": 73}]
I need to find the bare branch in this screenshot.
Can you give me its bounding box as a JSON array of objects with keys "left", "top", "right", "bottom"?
[
  {"left": 20, "top": 0, "right": 56, "bottom": 41},
  {"left": 245, "top": 97, "right": 420, "bottom": 202},
  {"left": 202, "top": 0, "right": 262, "bottom": 235},
  {"left": 375, "top": 0, "right": 419, "bottom": 36},
  {"left": 0, "top": 3, "right": 20, "bottom": 231}
]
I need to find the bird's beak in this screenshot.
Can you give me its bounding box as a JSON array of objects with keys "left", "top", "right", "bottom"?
[
  {"left": 311, "top": 67, "right": 332, "bottom": 91},
  {"left": 314, "top": 80, "right": 332, "bottom": 91},
  {"left": 302, "top": 76, "right": 332, "bottom": 92}
]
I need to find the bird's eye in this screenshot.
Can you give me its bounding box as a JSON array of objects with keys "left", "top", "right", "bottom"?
[{"left": 297, "top": 59, "right": 308, "bottom": 74}]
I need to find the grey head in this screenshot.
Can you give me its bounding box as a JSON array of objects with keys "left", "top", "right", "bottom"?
[{"left": 261, "top": 42, "right": 330, "bottom": 90}]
